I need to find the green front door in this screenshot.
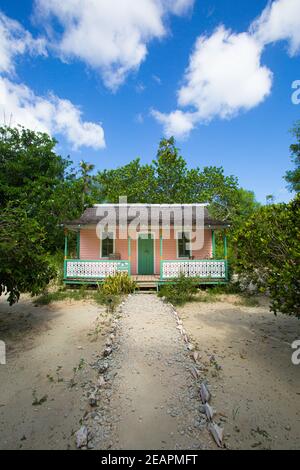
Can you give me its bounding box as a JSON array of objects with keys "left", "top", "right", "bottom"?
[{"left": 138, "top": 235, "right": 154, "bottom": 275}]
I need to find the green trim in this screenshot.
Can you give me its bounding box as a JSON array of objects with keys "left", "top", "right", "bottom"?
[
  {"left": 160, "top": 258, "right": 227, "bottom": 263},
  {"left": 64, "top": 234, "right": 68, "bottom": 259},
  {"left": 224, "top": 233, "right": 228, "bottom": 259},
  {"left": 160, "top": 259, "right": 228, "bottom": 281},
  {"left": 63, "top": 258, "right": 229, "bottom": 285},
  {"left": 65, "top": 259, "right": 129, "bottom": 263},
  {"left": 160, "top": 235, "right": 163, "bottom": 258},
  {"left": 64, "top": 259, "right": 67, "bottom": 279},
  {"left": 64, "top": 279, "right": 228, "bottom": 286},
  {"left": 212, "top": 230, "right": 216, "bottom": 258},
  {"left": 64, "top": 259, "right": 131, "bottom": 279},
  {"left": 158, "top": 280, "right": 228, "bottom": 286}
]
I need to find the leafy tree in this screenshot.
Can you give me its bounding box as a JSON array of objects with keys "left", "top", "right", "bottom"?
[
  {"left": 0, "top": 206, "right": 55, "bottom": 305},
  {"left": 187, "top": 166, "right": 240, "bottom": 220},
  {"left": 94, "top": 137, "right": 251, "bottom": 222},
  {"left": 152, "top": 137, "right": 189, "bottom": 203},
  {"left": 285, "top": 121, "right": 300, "bottom": 193},
  {"left": 79, "top": 160, "right": 95, "bottom": 207},
  {"left": 234, "top": 195, "right": 300, "bottom": 317},
  {"left": 94, "top": 159, "right": 155, "bottom": 203},
  {"left": 0, "top": 126, "right": 83, "bottom": 251}
]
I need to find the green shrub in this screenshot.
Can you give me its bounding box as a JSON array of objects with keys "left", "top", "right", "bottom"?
[
  {"left": 93, "top": 273, "right": 137, "bottom": 313},
  {"left": 234, "top": 195, "right": 300, "bottom": 317},
  {"left": 47, "top": 252, "right": 65, "bottom": 286},
  {"left": 158, "top": 274, "right": 199, "bottom": 306},
  {"left": 35, "top": 285, "right": 89, "bottom": 305},
  {"left": 94, "top": 291, "right": 120, "bottom": 313},
  {"left": 101, "top": 272, "right": 137, "bottom": 296}
]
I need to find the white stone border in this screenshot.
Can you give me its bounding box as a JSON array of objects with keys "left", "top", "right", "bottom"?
[{"left": 167, "top": 301, "right": 225, "bottom": 449}]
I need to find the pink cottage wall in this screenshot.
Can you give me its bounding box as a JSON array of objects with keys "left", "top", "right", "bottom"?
[{"left": 79, "top": 227, "right": 212, "bottom": 275}]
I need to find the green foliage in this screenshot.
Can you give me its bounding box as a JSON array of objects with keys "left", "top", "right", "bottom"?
[
  {"left": 234, "top": 195, "right": 300, "bottom": 317},
  {"left": 101, "top": 272, "right": 137, "bottom": 296},
  {"left": 94, "top": 292, "right": 120, "bottom": 314},
  {"left": 94, "top": 137, "right": 256, "bottom": 226},
  {"left": 79, "top": 160, "right": 95, "bottom": 207},
  {"left": 93, "top": 273, "right": 137, "bottom": 313},
  {"left": 152, "top": 137, "right": 189, "bottom": 203},
  {"left": 158, "top": 274, "right": 199, "bottom": 306},
  {"left": 47, "top": 252, "right": 65, "bottom": 286},
  {"left": 35, "top": 285, "right": 90, "bottom": 305},
  {"left": 0, "top": 126, "right": 84, "bottom": 251},
  {"left": 94, "top": 158, "right": 155, "bottom": 203},
  {"left": 0, "top": 206, "right": 55, "bottom": 305},
  {"left": 285, "top": 122, "right": 300, "bottom": 193}
]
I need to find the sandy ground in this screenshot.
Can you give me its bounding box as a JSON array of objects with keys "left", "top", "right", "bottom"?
[
  {"left": 0, "top": 295, "right": 109, "bottom": 450},
  {"left": 177, "top": 295, "right": 300, "bottom": 450},
  {"left": 1, "top": 292, "right": 299, "bottom": 450},
  {"left": 86, "top": 294, "right": 214, "bottom": 450}
]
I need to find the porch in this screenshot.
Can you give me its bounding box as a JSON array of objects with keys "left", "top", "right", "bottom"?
[
  {"left": 63, "top": 259, "right": 229, "bottom": 287},
  {"left": 63, "top": 204, "right": 230, "bottom": 287}
]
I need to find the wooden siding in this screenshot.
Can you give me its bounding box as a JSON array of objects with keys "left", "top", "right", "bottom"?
[{"left": 79, "top": 226, "right": 213, "bottom": 274}]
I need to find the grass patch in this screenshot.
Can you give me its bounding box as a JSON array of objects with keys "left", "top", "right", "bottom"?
[
  {"left": 158, "top": 274, "right": 199, "bottom": 306},
  {"left": 234, "top": 295, "right": 260, "bottom": 307},
  {"left": 34, "top": 286, "right": 91, "bottom": 305},
  {"left": 34, "top": 273, "right": 137, "bottom": 313}
]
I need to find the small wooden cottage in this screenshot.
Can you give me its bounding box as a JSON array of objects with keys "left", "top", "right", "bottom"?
[{"left": 63, "top": 204, "right": 229, "bottom": 288}]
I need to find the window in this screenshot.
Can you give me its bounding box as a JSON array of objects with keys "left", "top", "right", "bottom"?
[
  {"left": 177, "top": 232, "right": 191, "bottom": 258},
  {"left": 101, "top": 232, "right": 114, "bottom": 258}
]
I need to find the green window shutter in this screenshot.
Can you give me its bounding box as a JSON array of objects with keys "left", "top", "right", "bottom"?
[
  {"left": 101, "top": 233, "right": 114, "bottom": 257},
  {"left": 178, "top": 232, "right": 191, "bottom": 258}
]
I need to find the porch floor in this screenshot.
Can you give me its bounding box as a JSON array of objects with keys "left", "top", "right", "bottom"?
[{"left": 132, "top": 275, "right": 160, "bottom": 288}]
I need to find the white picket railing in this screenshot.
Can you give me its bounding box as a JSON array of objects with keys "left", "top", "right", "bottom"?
[
  {"left": 64, "top": 260, "right": 130, "bottom": 279},
  {"left": 160, "top": 260, "right": 227, "bottom": 280}
]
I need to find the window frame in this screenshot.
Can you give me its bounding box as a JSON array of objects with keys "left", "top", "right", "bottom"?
[
  {"left": 100, "top": 231, "right": 115, "bottom": 259},
  {"left": 176, "top": 230, "right": 192, "bottom": 259}
]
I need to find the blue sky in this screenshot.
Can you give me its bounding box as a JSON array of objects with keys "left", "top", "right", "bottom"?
[{"left": 0, "top": 0, "right": 299, "bottom": 203}]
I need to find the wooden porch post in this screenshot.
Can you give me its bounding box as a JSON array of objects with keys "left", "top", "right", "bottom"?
[
  {"left": 212, "top": 230, "right": 216, "bottom": 258},
  {"left": 64, "top": 229, "right": 68, "bottom": 260},
  {"left": 223, "top": 231, "right": 228, "bottom": 260}
]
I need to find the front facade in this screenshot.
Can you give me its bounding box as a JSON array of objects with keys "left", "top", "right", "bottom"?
[{"left": 63, "top": 204, "right": 229, "bottom": 287}]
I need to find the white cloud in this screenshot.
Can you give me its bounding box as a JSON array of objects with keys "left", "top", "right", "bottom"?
[
  {"left": 0, "top": 11, "right": 46, "bottom": 74},
  {"left": 0, "top": 11, "right": 105, "bottom": 150},
  {"left": 151, "top": 109, "right": 196, "bottom": 139},
  {"left": 166, "top": 0, "right": 194, "bottom": 15},
  {"left": 0, "top": 77, "right": 105, "bottom": 149},
  {"left": 153, "top": 27, "right": 272, "bottom": 138},
  {"left": 153, "top": 0, "right": 300, "bottom": 140},
  {"left": 34, "top": 0, "right": 194, "bottom": 90},
  {"left": 178, "top": 27, "right": 272, "bottom": 120},
  {"left": 251, "top": 0, "right": 300, "bottom": 55}
]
